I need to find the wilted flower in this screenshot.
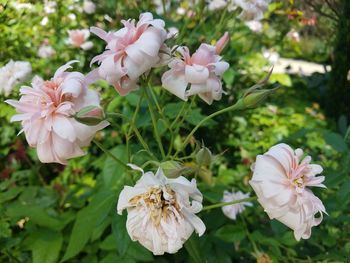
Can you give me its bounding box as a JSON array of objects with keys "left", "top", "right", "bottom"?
[
  {"left": 6, "top": 61, "right": 109, "bottom": 164},
  {"left": 234, "top": 0, "right": 271, "bottom": 21},
  {"left": 222, "top": 190, "right": 253, "bottom": 220},
  {"left": 250, "top": 143, "right": 327, "bottom": 240},
  {"left": 117, "top": 164, "right": 206, "bottom": 255},
  {"left": 83, "top": 0, "right": 96, "bottom": 14},
  {"left": 67, "top": 29, "right": 93, "bottom": 50},
  {"left": 245, "top": 20, "right": 263, "bottom": 33},
  {"left": 89, "top": 12, "right": 167, "bottom": 95},
  {"left": 0, "top": 60, "right": 32, "bottom": 97},
  {"left": 161, "top": 33, "right": 229, "bottom": 104},
  {"left": 38, "top": 42, "right": 56, "bottom": 58}
]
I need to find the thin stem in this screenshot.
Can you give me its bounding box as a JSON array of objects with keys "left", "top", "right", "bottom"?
[
  {"left": 202, "top": 196, "right": 256, "bottom": 211},
  {"left": 174, "top": 100, "right": 244, "bottom": 157},
  {"left": 93, "top": 139, "right": 128, "bottom": 169},
  {"left": 107, "top": 112, "right": 151, "bottom": 154},
  {"left": 144, "top": 88, "right": 166, "bottom": 159}
]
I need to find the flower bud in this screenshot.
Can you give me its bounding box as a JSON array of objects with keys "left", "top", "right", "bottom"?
[
  {"left": 74, "top": 105, "right": 105, "bottom": 126},
  {"left": 215, "top": 32, "right": 229, "bottom": 54},
  {"left": 159, "top": 161, "right": 188, "bottom": 178},
  {"left": 240, "top": 88, "right": 278, "bottom": 109},
  {"left": 196, "top": 147, "right": 212, "bottom": 166}
]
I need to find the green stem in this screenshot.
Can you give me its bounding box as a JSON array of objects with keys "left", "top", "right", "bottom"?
[
  {"left": 202, "top": 196, "right": 256, "bottom": 211},
  {"left": 144, "top": 88, "right": 166, "bottom": 159},
  {"left": 93, "top": 139, "right": 128, "bottom": 169},
  {"left": 107, "top": 112, "right": 151, "bottom": 154},
  {"left": 175, "top": 99, "right": 244, "bottom": 157}
]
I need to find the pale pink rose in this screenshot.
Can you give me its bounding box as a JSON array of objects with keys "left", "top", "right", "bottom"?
[
  {"left": 67, "top": 29, "right": 93, "bottom": 50},
  {"left": 161, "top": 33, "right": 229, "bottom": 104},
  {"left": 250, "top": 143, "right": 327, "bottom": 241},
  {"left": 6, "top": 61, "right": 109, "bottom": 165},
  {"left": 38, "top": 43, "right": 56, "bottom": 58},
  {"left": 117, "top": 164, "right": 205, "bottom": 255},
  {"left": 89, "top": 12, "right": 167, "bottom": 96},
  {"left": 222, "top": 190, "right": 253, "bottom": 220}
]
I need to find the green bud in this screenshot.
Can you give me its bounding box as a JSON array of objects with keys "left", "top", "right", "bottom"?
[
  {"left": 74, "top": 105, "right": 105, "bottom": 126},
  {"left": 196, "top": 147, "right": 212, "bottom": 166},
  {"left": 159, "top": 161, "right": 184, "bottom": 178},
  {"left": 240, "top": 88, "right": 278, "bottom": 109}
]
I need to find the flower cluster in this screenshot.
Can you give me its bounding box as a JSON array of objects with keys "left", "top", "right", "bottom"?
[{"left": 5, "top": 11, "right": 327, "bottom": 257}]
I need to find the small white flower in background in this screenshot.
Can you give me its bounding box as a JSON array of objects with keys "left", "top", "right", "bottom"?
[
  {"left": 262, "top": 48, "right": 280, "bottom": 65},
  {"left": 208, "top": 0, "right": 228, "bottom": 11},
  {"left": 67, "top": 29, "right": 93, "bottom": 50},
  {"left": 38, "top": 42, "right": 56, "bottom": 58},
  {"left": 117, "top": 164, "right": 206, "bottom": 255},
  {"left": 40, "top": 16, "right": 49, "bottom": 26},
  {"left": 287, "top": 29, "right": 301, "bottom": 42},
  {"left": 44, "top": 0, "right": 56, "bottom": 14},
  {"left": 234, "top": 0, "right": 271, "bottom": 21},
  {"left": 12, "top": 2, "right": 34, "bottom": 10},
  {"left": 0, "top": 60, "right": 32, "bottom": 97},
  {"left": 83, "top": 0, "right": 96, "bottom": 14},
  {"left": 245, "top": 20, "right": 263, "bottom": 33},
  {"left": 250, "top": 143, "right": 327, "bottom": 241},
  {"left": 176, "top": 7, "right": 186, "bottom": 15},
  {"left": 222, "top": 190, "right": 253, "bottom": 220},
  {"left": 153, "top": 0, "right": 170, "bottom": 15},
  {"left": 68, "top": 13, "right": 77, "bottom": 21}
]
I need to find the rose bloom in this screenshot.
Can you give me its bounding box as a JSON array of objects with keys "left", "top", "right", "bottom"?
[
  {"left": 250, "top": 143, "right": 327, "bottom": 240},
  {"left": 161, "top": 32, "right": 229, "bottom": 105},
  {"left": 6, "top": 61, "right": 108, "bottom": 164},
  {"left": 117, "top": 164, "right": 206, "bottom": 255},
  {"left": 222, "top": 190, "right": 253, "bottom": 220},
  {"left": 234, "top": 0, "right": 271, "bottom": 21},
  {"left": 0, "top": 60, "right": 32, "bottom": 97},
  {"left": 67, "top": 29, "right": 93, "bottom": 50},
  {"left": 89, "top": 12, "right": 167, "bottom": 96}
]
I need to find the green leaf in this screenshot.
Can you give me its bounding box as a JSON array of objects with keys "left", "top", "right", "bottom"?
[
  {"left": 27, "top": 229, "right": 63, "bottom": 263},
  {"left": 126, "top": 242, "right": 153, "bottom": 262},
  {"left": 324, "top": 131, "right": 348, "bottom": 152},
  {"left": 269, "top": 73, "right": 292, "bottom": 87},
  {"left": 6, "top": 202, "right": 63, "bottom": 231},
  {"left": 215, "top": 225, "right": 246, "bottom": 243},
  {"left": 0, "top": 187, "right": 22, "bottom": 203},
  {"left": 184, "top": 234, "right": 205, "bottom": 263},
  {"left": 62, "top": 190, "right": 116, "bottom": 262},
  {"left": 102, "top": 145, "right": 127, "bottom": 187},
  {"left": 112, "top": 212, "right": 130, "bottom": 257}
]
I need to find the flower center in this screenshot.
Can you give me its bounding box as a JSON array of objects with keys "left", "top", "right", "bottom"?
[{"left": 129, "top": 186, "right": 181, "bottom": 226}]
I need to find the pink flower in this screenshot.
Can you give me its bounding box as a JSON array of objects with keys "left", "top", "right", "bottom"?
[
  {"left": 161, "top": 33, "right": 229, "bottom": 104},
  {"left": 250, "top": 143, "right": 327, "bottom": 241},
  {"left": 89, "top": 12, "right": 167, "bottom": 96},
  {"left": 6, "top": 61, "right": 109, "bottom": 165},
  {"left": 67, "top": 29, "right": 93, "bottom": 50}
]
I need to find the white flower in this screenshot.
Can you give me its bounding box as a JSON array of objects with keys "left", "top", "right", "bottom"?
[
  {"left": 117, "top": 164, "right": 206, "bottom": 255},
  {"left": 83, "top": 0, "right": 96, "bottom": 14},
  {"left": 153, "top": 0, "right": 170, "bottom": 14},
  {"left": 11, "top": 2, "right": 34, "bottom": 10},
  {"left": 249, "top": 143, "right": 327, "bottom": 241},
  {"left": 208, "top": 0, "right": 228, "bottom": 11},
  {"left": 234, "top": 0, "right": 271, "bottom": 21},
  {"left": 167, "top": 27, "right": 179, "bottom": 39},
  {"left": 0, "top": 60, "right": 32, "bottom": 97},
  {"left": 40, "top": 16, "right": 49, "bottom": 26},
  {"left": 222, "top": 190, "right": 253, "bottom": 220},
  {"left": 262, "top": 48, "right": 280, "bottom": 65},
  {"left": 44, "top": 0, "right": 56, "bottom": 14},
  {"left": 38, "top": 44, "right": 56, "bottom": 58},
  {"left": 287, "top": 29, "right": 300, "bottom": 42},
  {"left": 245, "top": 20, "right": 263, "bottom": 33}
]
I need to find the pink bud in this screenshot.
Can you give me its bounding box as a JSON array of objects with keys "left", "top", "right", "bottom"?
[
  {"left": 215, "top": 32, "right": 229, "bottom": 54},
  {"left": 75, "top": 105, "right": 105, "bottom": 126}
]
